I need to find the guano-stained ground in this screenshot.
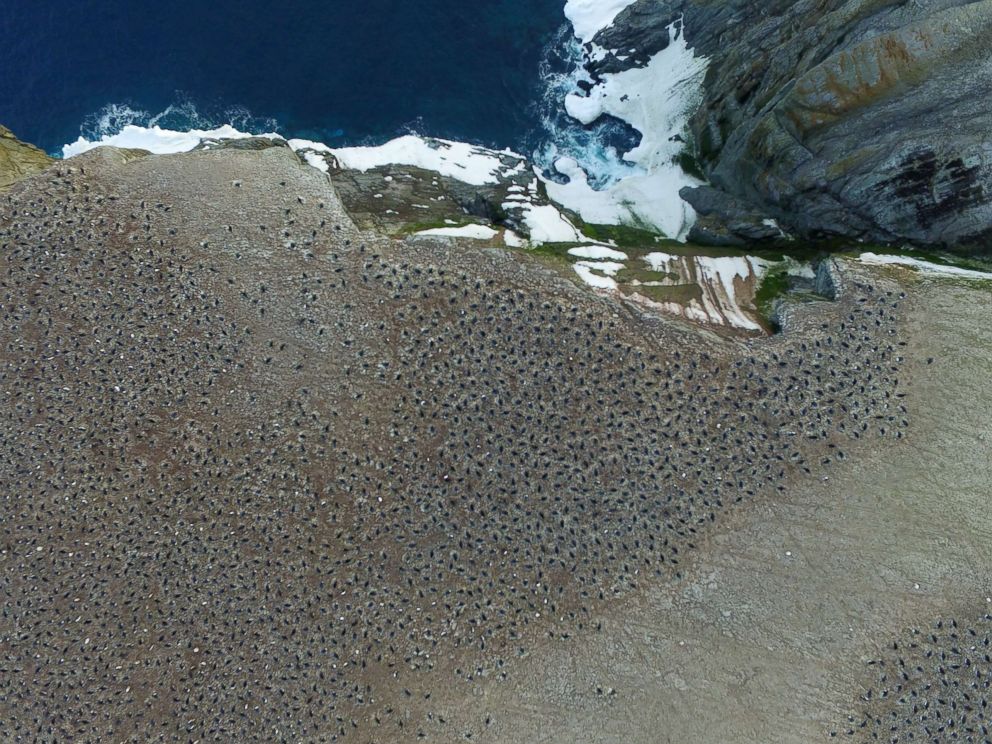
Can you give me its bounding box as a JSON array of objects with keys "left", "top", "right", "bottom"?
[{"left": 0, "top": 143, "right": 988, "bottom": 743}]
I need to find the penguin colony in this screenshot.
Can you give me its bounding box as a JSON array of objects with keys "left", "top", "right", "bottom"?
[
  {"left": 0, "top": 148, "right": 911, "bottom": 741},
  {"left": 839, "top": 611, "right": 990, "bottom": 743}
]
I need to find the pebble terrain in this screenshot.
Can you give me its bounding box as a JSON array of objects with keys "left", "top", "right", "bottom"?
[{"left": 0, "top": 142, "right": 985, "bottom": 742}]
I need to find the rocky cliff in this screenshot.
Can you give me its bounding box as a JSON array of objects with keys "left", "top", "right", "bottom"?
[
  {"left": 593, "top": 0, "right": 992, "bottom": 251},
  {"left": 0, "top": 125, "right": 52, "bottom": 190}
]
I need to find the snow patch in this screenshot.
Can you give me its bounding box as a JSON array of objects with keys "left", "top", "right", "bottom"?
[
  {"left": 642, "top": 252, "right": 771, "bottom": 331},
  {"left": 302, "top": 151, "right": 329, "bottom": 173},
  {"left": 564, "top": 0, "right": 638, "bottom": 43},
  {"left": 504, "top": 200, "right": 583, "bottom": 244},
  {"left": 503, "top": 230, "right": 527, "bottom": 248},
  {"left": 331, "top": 135, "right": 525, "bottom": 187},
  {"left": 568, "top": 245, "right": 628, "bottom": 261},
  {"left": 573, "top": 262, "right": 621, "bottom": 290},
  {"left": 414, "top": 225, "right": 499, "bottom": 240},
  {"left": 859, "top": 253, "right": 992, "bottom": 280}
]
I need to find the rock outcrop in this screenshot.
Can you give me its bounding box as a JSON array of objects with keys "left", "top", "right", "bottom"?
[
  {"left": 0, "top": 125, "right": 52, "bottom": 190},
  {"left": 593, "top": 0, "right": 992, "bottom": 251}
]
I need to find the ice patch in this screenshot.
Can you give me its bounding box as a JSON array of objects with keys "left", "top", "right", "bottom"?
[
  {"left": 332, "top": 135, "right": 525, "bottom": 187},
  {"left": 573, "top": 261, "right": 623, "bottom": 290},
  {"left": 858, "top": 253, "right": 992, "bottom": 280},
  {"left": 414, "top": 225, "right": 498, "bottom": 240},
  {"left": 568, "top": 245, "right": 628, "bottom": 261},
  {"left": 564, "top": 0, "right": 638, "bottom": 43}
]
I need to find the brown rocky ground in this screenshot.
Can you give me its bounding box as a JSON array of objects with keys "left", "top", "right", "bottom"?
[
  {"left": 417, "top": 276, "right": 992, "bottom": 744},
  {"left": 0, "top": 142, "right": 986, "bottom": 743}
]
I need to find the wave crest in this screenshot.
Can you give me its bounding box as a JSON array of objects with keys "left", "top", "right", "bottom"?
[{"left": 79, "top": 95, "right": 279, "bottom": 142}]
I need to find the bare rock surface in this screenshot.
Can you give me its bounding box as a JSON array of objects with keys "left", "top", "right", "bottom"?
[
  {"left": 595, "top": 0, "right": 992, "bottom": 251},
  {"left": 0, "top": 125, "right": 52, "bottom": 191}
]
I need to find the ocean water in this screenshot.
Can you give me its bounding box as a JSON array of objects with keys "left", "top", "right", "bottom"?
[
  {"left": 1, "top": 0, "right": 713, "bottom": 241},
  {"left": 0, "top": 0, "right": 568, "bottom": 154}
]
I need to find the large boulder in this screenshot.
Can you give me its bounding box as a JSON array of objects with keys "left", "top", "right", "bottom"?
[
  {"left": 0, "top": 125, "right": 52, "bottom": 190},
  {"left": 592, "top": 0, "right": 992, "bottom": 250}
]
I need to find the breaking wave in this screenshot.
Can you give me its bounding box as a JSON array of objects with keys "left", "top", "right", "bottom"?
[
  {"left": 79, "top": 96, "right": 280, "bottom": 144},
  {"left": 530, "top": 25, "right": 644, "bottom": 191}
]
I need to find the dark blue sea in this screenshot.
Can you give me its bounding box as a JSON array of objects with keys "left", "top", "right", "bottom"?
[{"left": 0, "top": 0, "right": 579, "bottom": 156}]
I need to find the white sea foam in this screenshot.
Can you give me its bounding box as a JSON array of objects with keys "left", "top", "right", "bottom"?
[
  {"left": 62, "top": 124, "right": 279, "bottom": 158},
  {"left": 81, "top": 103, "right": 150, "bottom": 140},
  {"left": 147, "top": 100, "right": 212, "bottom": 131},
  {"left": 544, "top": 18, "right": 709, "bottom": 240},
  {"left": 74, "top": 99, "right": 280, "bottom": 146},
  {"left": 534, "top": 30, "right": 640, "bottom": 190}
]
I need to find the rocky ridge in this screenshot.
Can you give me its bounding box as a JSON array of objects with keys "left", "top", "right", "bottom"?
[
  {"left": 0, "top": 125, "right": 53, "bottom": 191},
  {"left": 592, "top": 0, "right": 992, "bottom": 251}
]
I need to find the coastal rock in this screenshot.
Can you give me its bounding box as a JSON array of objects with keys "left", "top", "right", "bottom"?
[
  {"left": 324, "top": 161, "right": 523, "bottom": 238},
  {"left": 680, "top": 185, "right": 785, "bottom": 247},
  {"left": 304, "top": 139, "right": 565, "bottom": 242},
  {"left": 595, "top": 0, "right": 992, "bottom": 251},
  {"left": 195, "top": 136, "right": 289, "bottom": 153},
  {"left": 0, "top": 125, "right": 52, "bottom": 190}
]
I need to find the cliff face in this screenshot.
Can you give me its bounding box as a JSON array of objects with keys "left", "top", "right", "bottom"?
[
  {"left": 594, "top": 0, "right": 992, "bottom": 250},
  {"left": 0, "top": 125, "right": 52, "bottom": 190}
]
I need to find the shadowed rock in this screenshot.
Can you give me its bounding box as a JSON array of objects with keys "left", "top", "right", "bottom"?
[{"left": 593, "top": 0, "right": 992, "bottom": 251}]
